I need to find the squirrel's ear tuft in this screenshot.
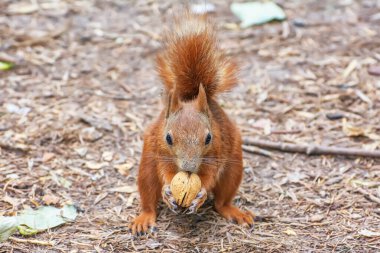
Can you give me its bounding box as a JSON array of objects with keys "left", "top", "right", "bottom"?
[
  {"left": 163, "top": 91, "right": 171, "bottom": 118},
  {"left": 165, "top": 90, "right": 182, "bottom": 118},
  {"left": 197, "top": 84, "right": 209, "bottom": 114}
]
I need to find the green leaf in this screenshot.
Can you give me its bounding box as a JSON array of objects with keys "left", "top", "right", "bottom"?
[
  {"left": 0, "top": 205, "right": 78, "bottom": 242},
  {"left": 17, "top": 225, "right": 38, "bottom": 236},
  {"left": 231, "top": 1, "right": 286, "bottom": 28},
  {"left": 0, "top": 217, "right": 19, "bottom": 242},
  {"left": 18, "top": 205, "right": 78, "bottom": 231},
  {"left": 0, "top": 61, "right": 14, "bottom": 71}
]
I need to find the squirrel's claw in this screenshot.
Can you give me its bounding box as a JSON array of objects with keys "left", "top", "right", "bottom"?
[
  {"left": 162, "top": 184, "right": 179, "bottom": 213},
  {"left": 129, "top": 211, "right": 157, "bottom": 237},
  {"left": 186, "top": 187, "right": 207, "bottom": 214}
]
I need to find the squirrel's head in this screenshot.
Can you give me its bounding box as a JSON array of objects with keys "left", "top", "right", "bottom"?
[{"left": 162, "top": 84, "right": 213, "bottom": 173}]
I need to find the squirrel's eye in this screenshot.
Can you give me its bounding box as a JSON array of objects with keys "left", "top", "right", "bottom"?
[
  {"left": 166, "top": 133, "right": 173, "bottom": 145},
  {"left": 205, "top": 133, "right": 212, "bottom": 145}
]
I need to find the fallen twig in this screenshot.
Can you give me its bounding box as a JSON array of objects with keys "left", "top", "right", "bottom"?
[
  {"left": 0, "top": 141, "right": 30, "bottom": 153},
  {"left": 242, "top": 145, "right": 275, "bottom": 158},
  {"left": 355, "top": 188, "right": 380, "bottom": 205},
  {"left": 243, "top": 138, "right": 380, "bottom": 158},
  {"left": 9, "top": 237, "right": 55, "bottom": 246},
  {"left": 11, "top": 21, "right": 71, "bottom": 48}
]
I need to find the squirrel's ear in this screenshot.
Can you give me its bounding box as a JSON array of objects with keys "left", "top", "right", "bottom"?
[
  {"left": 165, "top": 90, "right": 182, "bottom": 118},
  {"left": 197, "top": 84, "right": 209, "bottom": 114}
]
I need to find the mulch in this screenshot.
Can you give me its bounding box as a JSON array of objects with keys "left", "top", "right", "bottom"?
[{"left": 1, "top": 0, "right": 380, "bottom": 252}]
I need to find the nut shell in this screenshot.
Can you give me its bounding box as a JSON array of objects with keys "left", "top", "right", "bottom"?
[{"left": 170, "top": 171, "right": 201, "bottom": 207}]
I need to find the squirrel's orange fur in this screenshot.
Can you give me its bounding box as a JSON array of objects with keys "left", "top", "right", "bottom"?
[{"left": 130, "top": 13, "right": 254, "bottom": 235}]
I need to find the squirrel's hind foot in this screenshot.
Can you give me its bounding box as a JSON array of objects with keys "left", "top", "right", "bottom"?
[
  {"left": 129, "top": 211, "right": 157, "bottom": 236},
  {"left": 216, "top": 204, "right": 255, "bottom": 228}
]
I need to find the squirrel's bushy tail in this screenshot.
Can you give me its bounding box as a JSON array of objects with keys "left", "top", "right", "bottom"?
[{"left": 156, "top": 13, "right": 238, "bottom": 101}]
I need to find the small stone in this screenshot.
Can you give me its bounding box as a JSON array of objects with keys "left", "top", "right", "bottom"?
[
  {"left": 80, "top": 127, "right": 103, "bottom": 142},
  {"left": 326, "top": 112, "right": 344, "bottom": 120},
  {"left": 368, "top": 65, "right": 380, "bottom": 76},
  {"left": 292, "top": 18, "right": 306, "bottom": 27},
  {"left": 310, "top": 214, "right": 324, "bottom": 222}
]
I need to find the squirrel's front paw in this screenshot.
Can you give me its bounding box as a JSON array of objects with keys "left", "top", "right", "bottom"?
[
  {"left": 162, "top": 184, "right": 179, "bottom": 213},
  {"left": 186, "top": 187, "right": 207, "bottom": 214}
]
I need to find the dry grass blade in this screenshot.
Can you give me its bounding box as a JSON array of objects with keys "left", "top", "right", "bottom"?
[{"left": 9, "top": 237, "right": 55, "bottom": 246}]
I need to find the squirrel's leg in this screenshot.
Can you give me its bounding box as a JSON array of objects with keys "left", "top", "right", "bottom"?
[
  {"left": 213, "top": 161, "right": 255, "bottom": 227},
  {"left": 130, "top": 152, "right": 161, "bottom": 236}
]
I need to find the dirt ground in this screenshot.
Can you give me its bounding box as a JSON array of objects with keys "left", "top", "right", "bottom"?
[{"left": 1, "top": 0, "right": 380, "bottom": 252}]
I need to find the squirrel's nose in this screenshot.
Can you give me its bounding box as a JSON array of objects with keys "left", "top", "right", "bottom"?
[{"left": 181, "top": 160, "right": 198, "bottom": 172}]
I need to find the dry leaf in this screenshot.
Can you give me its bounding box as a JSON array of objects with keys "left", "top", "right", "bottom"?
[
  {"left": 250, "top": 118, "right": 272, "bottom": 135},
  {"left": 42, "top": 194, "right": 60, "bottom": 205},
  {"left": 94, "top": 193, "right": 108, "bottom": 205},
  {"left": 146, "top": 239, "right": 162, "bottom": 249},
  {"left": 42, "top": 153, "right": 55, "bottom": 163},
  {"left": 125, "top": 192, "right": 138, "bottom": 207},
  {"left": 5, "top": 103, "right": 31, "bottom": 116},
  {"left": 2, "top": 195, "right": 23, "bottom": 208},
  {"left": 114, "top": 161, "right": 135, "bottom": 176},
  {"left": 310, "top": 214, "right": 324, "bottom": 222},
  {"left": 113, "top": 206, "right": 122, "bottom": 216},
  {"left": 342, "top": 59, "right": 358, "bottom": 78},
  {"left": 350, "top": 179, "right": 377, "bottom": 187},
  {"left": 342, "top": 118, "right": 367, "bottom": 137},
  {"left": 74, "top": 147, "right": 88, "bottom": 157},
  {"left": 222, "top": 23, "right": 240, "bottom": 30},
  {"left": 363, "top": 142, "right": 379, "bottom": 151},
  {"left": 283, "top": 228, "right": 297, "bottom": 236},
  {"left": 7, "top": 3, "right": 39, "bottom": 14},
  {"left": 355, "top": 89, "right": 372, "bottom": 106},
  {"left": 286, "top": 189, "right": 298, "bottom": 202},
  {"left": 85, "top": 161, "right": 108, "bottom": 170},
  {"left": 191, "top": 3, "right": 215, "bottom": 15},
  {"left": 285, "top": 171, "right": 307, "bottom": 184},
  {"left": 78, "top": 113, "right": 113, "bottom": 131},
  {"left": 358, "top": 229, "right": 380, "bottom": 237},
  {"left": 50, "top": 172, "right": 72, "bottom": 189},
  {"left": 350, "top": 213, "right": 362, "bottom": 219},
  {"left": 80, "top": 127, "right": 103, "bottom": 142},
  {"left": 102, "top": 151, "right": 114, "bottom": 162},
  {"left": 109, "top": 185, "right": 137, "bottom": 193}
]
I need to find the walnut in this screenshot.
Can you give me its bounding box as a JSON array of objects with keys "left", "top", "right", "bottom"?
[{"left": 170, "top": 171, "right": 201, "bottom": 207}]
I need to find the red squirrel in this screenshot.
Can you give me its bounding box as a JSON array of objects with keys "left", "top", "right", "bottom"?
[{"left": 130, "top": 12, "right": 254, "bottom": 235}]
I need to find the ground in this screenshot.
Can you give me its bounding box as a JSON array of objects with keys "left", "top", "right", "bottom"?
[{"left": 1, "top": 0, "right": 380, "bottom": 252}]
